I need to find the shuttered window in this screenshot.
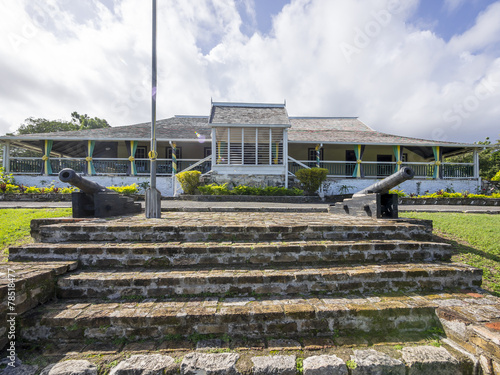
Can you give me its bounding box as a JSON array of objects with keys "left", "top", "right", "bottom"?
[{"left": 215, "top": 127, "right": 284, "bottom": 165}]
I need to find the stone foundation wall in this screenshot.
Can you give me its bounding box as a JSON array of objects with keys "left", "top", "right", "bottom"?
[
  {"left": 0, "top": 262, "right": 77, "bottom": 350},
  {"left": 207, "top": 173, "right": 286, "bottom": 188}
]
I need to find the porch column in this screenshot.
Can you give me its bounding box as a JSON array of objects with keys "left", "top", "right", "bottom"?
[
  {"left": 353, "top": 145, "right": 365, "bottom": 178},
  {"left": 41, "top": 140, "right": 53, "bottom": 176},
  {"left": 315, "top": 144, "right": 321, "bottom": 168},
  {"left": 284, "top": 129, "right": 289, "bottom": 188},
  {"left": 432, "top": 146, "right": 442, "bottom": 179},
  {"left": 393, "top": 145, "right": 403, "bottom": 173},
  {"left": 473, "top": 149, "right": 479, "bottom": 179},
  {"left": 126, "top": 141, "right": 138, "bottom": 176},
  {"left": 2, "top": 142, "right": 10, "bottom": 172},
  {"left": 86, "top": 140, "right": 96, "bottom": 176},
  {"left": 211, "top": 128, "right": 216, "bottom": 167}
]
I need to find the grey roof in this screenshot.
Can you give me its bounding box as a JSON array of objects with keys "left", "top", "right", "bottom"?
[
  {"left": 209, "top": 102, "right": 290, "bottom": 125},
  {"left": 2, "top": 116, "right": 211, "bottom": 141},
  {"left": 288, "top": 118, "right": 471, "bottom": 147}
]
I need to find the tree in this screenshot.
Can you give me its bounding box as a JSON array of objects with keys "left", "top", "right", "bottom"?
[
  {"left": 71, "top": 112, "right": 110, "bottom": 130},
  {"left": 16, "top": 112, "right": 110, "bottom": 135},
  {"left": 16, "top": 117, "right": 78, "bottom": 134},
  {"left": 445, "top": 137, "right": 500, "bottom": 180}
]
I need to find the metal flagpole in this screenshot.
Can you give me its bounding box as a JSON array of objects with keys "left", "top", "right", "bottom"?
[{"left": 145, "top": 0, "right": 161, "bottom": 218}]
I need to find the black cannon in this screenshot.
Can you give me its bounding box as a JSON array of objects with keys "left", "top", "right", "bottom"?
[
  {"left": 59, "top": 168, "right": 142, "bottom": 218},
  {"left": 330, "top": 167, "right": 415, "bottom": 218}
]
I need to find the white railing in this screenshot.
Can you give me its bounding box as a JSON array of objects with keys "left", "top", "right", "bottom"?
[
  {"left": 287, "top": 160, "right": 475, "bottom": 179},
  {"left": 8, "top": 157, "right": 212, "bottom": 176}
]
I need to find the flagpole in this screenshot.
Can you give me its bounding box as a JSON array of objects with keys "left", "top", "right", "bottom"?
[{"left": 146, "top": 0, "right": 161, "bottom": 218}]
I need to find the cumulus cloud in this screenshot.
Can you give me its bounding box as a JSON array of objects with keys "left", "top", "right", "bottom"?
[{"left": 0, "top": 0, "right": 499, "bottom": 143}]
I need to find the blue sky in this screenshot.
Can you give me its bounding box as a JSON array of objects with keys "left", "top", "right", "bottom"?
[{"left": 0, "top": 0, "right": 499, "bottom": 143}]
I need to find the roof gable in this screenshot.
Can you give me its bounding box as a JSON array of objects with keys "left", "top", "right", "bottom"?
[{"left": 209, "top": 102, "right": 290, "bottom": 125}]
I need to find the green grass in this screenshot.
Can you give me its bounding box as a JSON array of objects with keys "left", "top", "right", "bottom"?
[
  {"left": 403, "top": 212, "right": 500, "bottom": 294},
  {"left": 0, "top": 208, "right": 71, "bottom": 260}
]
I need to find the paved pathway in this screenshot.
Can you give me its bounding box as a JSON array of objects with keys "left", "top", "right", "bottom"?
[{"left": 1, "top": 200, "right": 499, "bottom": 213}]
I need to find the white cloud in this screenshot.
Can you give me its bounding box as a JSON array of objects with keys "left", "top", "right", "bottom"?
[{"left": 0, "top": 0, "right": 499, "bottom": 144}]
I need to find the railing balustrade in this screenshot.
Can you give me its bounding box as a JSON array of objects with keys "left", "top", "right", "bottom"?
[
  {"left": 287, "top": 160, "right": 474, "bottom": 179},
  {"left": 5, "top": 156, "right": 475, "bottom": 179}
]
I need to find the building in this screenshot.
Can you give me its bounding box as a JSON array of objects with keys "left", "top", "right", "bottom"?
[{"left": 0, "top": 102, "right": 482, "bottom": 196}]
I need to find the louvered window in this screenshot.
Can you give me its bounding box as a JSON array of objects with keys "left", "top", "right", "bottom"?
[{"left": 215, "top": 127, "right": 284, "bottom": 165}]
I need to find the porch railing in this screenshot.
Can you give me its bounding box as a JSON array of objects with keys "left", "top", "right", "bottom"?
[
  {"left": 6, "top": 156, "right": 474, "bottom": 179},
  {"left": 288, "top": 160, "right": 474, "bottom": 179},
  {"left": 8, "top": 157, "right": 212, "bottom": 176}
]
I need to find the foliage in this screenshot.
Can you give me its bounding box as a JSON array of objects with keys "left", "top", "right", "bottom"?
[
  {"left": 0, "top": 183, "right": 19, "bottom": 194},
  {"left": 0, "top": 167, "right": 15, "bottom": 184},
  {"left": 107, "top": 183, "right": 138, "bottom": 195},
  {"left": 16, "top": 112, "right": 110, "bottom": 135},
  {"left": 176, "top": 170, "right": 202, "bottom": 195},
  {"left": 403, "top": 212, "right": 500, "bottom": 294},
  {"left": 445, "top": 137, "right": 500, "bottom": 180},
  {"left": 0, "top": 208, "right": 72, "bottom": 260},
  {"left": 346, "top": 360, "right": 357, "bottom": 370},
  {"left": 198, "top": 183, "right": 232, "bottom": 195},
  {"left": 198, "top": 183, "right": 303, "bottom": 196},
  {"left": 24, "top": 186, "right": 42, "bottom": 194},
  {"left": 295, "top": 168, "right": 328, "bottom": 195},
  {"left": 492, "top": 170, "right": 500, "bottom": 182},
  {"left": 70, "top": 111, "right": 110, "bottom": 130},
  {"left": 388, "top": 189, "right": 406, "bottom": 197}
]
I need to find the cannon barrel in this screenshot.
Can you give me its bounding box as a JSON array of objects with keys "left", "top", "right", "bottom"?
[
  {"left": 354, "top": 167, "right": 414, "bottom": 196},
  {"left": 59, "top": 168, "right": 109, "bottom": 194}
]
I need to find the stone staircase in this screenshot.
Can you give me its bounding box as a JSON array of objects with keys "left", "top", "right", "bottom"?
[{"left": 6, "top": 211, "right": 500, "bottom": 373}]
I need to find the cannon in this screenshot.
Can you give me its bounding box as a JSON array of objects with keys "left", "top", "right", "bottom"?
[
  {"left": 59, "top": 168, "right": 142, "bottom": 218},
  {"left": 329, "top": 167, "right": 415, "bottom": 218}
]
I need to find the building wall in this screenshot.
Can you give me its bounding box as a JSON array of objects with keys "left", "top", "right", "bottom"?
[
  {"left": 12, "top": 175, "right": 174, "bottom": 196},
  {"left": 323, "top": 178, "right": 481, "bottom": 196}
]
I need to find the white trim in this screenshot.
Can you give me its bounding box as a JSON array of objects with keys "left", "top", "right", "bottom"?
[{"left": 210, "top": 123, "right": 291, "bottom": 128}]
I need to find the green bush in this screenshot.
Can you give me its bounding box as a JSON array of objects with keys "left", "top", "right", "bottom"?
[
  {"left": 108, "top": 183, "right": 138, "bottom": 195},
  {"left": 0, "top": 167, "right": 15, "bottom": 185},
  {"left": 389, "top": 189, "right": 406, "bottom": 197},
  {"left": 492, "top": 170, "right": 500, "bottom": 181},
  {"left": 295, "top": 168, "right": 328, "bottom": 195},
  {"left": 198, "top": 183, "right": 232, "bottom": 195},
  {"left": 0, "top": 183, "right": 19, "bottom": 194},
  {"left": 176, "top": 170, "right": 202, "bottom": 195},
  {"left": 199, "top": 183, "right": 303, "bottom": 196}
]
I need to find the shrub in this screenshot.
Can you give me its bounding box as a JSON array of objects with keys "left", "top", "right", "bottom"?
[
  {"left": 199, "top": 184, "right": 303, "bottom": 196},
  {"left": 389, "top": 189, "right": 406, "bottom": 197},
  {"left": 0, "top": 167, "right": 15, "bottom": 185},
  {"left": 295, "top": 168, "right": 328, "bottom": 195},
  {"left": 0, "top": 183, "right": 19, "bottom": 194},
  {"left": 108, "top": 183, "right": 138, "bottom": 195},
  {"left": 492, "top": 170, "right": 500, "bottom": 181},
  {"left": 176, "top": 170, "right": 202, "bottom": 195},
  {"left": 198, "top": 183, "right": 231, "bottom": 195},
  {"left": 24, "top": 186, "right": 41, "bottom": 194}
]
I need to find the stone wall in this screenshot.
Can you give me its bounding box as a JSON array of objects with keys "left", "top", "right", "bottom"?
[
  {"left": 323, "top": 178, "right": 481, "bottom": 196},
  {"left": 0, "top": 261, "right": 77, "bottom": 350}
]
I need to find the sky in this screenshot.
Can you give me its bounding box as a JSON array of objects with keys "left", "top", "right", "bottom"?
[{"left": 1, "top": 0, "right": 500, "bottom": 143}]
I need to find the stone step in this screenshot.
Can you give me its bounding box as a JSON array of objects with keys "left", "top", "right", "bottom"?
[
  {"left": 21, "top": 293, "right": 451, "bottom": 342},
  {"left": 30, "top": 345, "right": 476, "bottom": 375},
  {"left": 33, "top": 212, "right": 433, "bottom": 243},
  {"left": 9, "top": 240, "right": 452, "bottom": 268},
  {"left": 55, "top": 263, "right": 482, "bottom": 299}
]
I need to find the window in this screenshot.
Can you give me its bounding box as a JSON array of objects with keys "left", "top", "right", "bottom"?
[
  {"left": 135, "top": 146, "right": 147, "bottom": 159},
  {"left": 166, "top": 147, "right": 182, "bottom": 159},
  {"left": 215, "top": 127, "right": 284, "bottom": 165}
]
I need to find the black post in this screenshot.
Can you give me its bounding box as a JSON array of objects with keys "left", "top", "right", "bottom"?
[{"left": 145, "top": 0, "right": 161, "bottom": 218}]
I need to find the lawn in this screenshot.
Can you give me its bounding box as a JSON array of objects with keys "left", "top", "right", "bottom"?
[
  {"left": 402, "top": 212, "right": 500, "bottom": 294},
  {"left": 0, "top": 208, "right": 72, "bottom": 261}
]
